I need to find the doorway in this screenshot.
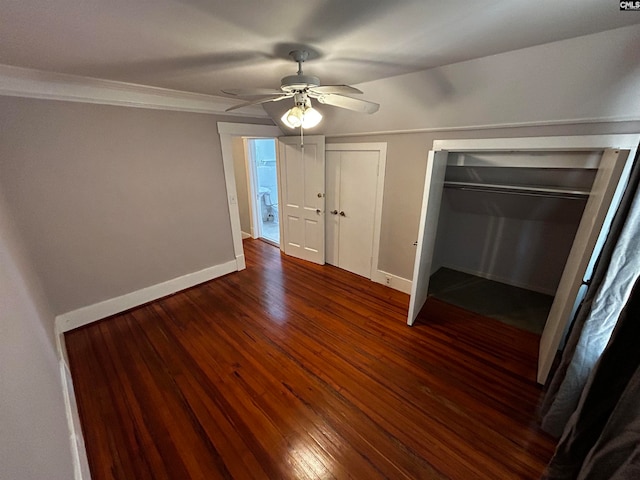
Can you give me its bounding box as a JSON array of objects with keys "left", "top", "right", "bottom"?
[
  {"left": 247, "top": 138, "right": 280, "bottom": 246},
  {"left": 218, "top": 122, "right": 282, "bottom": 271},
  {"left": 219, "top": 123, "right": 388, "bottom": 285}
]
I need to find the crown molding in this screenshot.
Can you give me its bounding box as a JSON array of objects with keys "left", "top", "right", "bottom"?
[
  {"left": 324, "top": 116, "right": 640, "bottom": 138},
  {"left": 0, "top": 63, "right": 269, "bottom": 117}
]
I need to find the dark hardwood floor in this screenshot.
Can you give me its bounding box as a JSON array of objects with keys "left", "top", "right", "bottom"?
[{"left": 65, "top": 239, "right": 556, "bottom": 480}]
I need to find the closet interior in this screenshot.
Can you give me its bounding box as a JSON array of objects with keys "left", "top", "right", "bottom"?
[
  {"left": 408, "top": 136, "right": 640, "bottom": 384},
  {"left": 429, "top": 151, "right": 597, "bottom": 335}
]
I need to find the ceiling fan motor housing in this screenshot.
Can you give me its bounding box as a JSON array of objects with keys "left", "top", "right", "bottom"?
[{"left": 281, "top": 74, "right": 320, "bottom": 92}]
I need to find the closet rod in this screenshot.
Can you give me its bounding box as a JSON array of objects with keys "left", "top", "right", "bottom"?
[{"left": 444, "top": 181, "right": 589, "bottom": 200}]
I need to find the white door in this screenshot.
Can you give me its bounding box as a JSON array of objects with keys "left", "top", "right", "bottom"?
[
  {"left": 326, "top": 149, "right": 380, "bottom": 278},
  {"left": 537, "top": 148, "right": 630, "bottom": 383},
  {"left": 277, "top": 135, "right": 326, "bottom": 264},
  {"left": 407, "top": 150, "right": 448, "bottom": 325}
]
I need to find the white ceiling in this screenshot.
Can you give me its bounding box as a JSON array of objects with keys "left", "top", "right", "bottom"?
[{"left": 1, "top": 0, "right": 639, "bottom": 98}]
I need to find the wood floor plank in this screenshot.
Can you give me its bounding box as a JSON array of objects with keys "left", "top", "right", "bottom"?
[{"left": 65, "top": 239, "right": 556, "bottom": 479}]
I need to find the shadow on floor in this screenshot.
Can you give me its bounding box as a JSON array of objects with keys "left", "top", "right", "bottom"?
[{"left": 428, "top": 268, "right": 554, "bottom": 335}]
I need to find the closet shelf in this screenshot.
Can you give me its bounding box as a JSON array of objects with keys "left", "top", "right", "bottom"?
[{"left": 443, "top": 181, "right": 590, "bottom": 199}]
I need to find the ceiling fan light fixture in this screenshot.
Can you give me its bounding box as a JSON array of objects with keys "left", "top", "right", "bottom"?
[
  {"left": 281, "top": 104, "right": 322, "bottom": 129},
  {"left": 301, "top": 106, "right": 322, "bottom": 128},
  {"left": 282, "top": 106, "right": 303, "bottom": 128}
]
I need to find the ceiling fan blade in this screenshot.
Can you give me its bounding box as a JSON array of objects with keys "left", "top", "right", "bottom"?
[
  {"left": 225, "top": 94, "right": 291, "bottom": 112},
  {"left": 314, "top": 94, "right": 379, "bottom": 114},
  {"left": 309, "top": 85, "right": 363, "bottom": 95},
  {"left": 222, "top": 88, "right": 284, "bottom": 97}
]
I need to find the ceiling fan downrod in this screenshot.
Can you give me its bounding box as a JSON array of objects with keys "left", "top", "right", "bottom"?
[
  {"left": 290, "top": 50, "right": 309, "bottom": 75},
  {"left": 281, "top": 50, "right": 320, "bottom": 92}
]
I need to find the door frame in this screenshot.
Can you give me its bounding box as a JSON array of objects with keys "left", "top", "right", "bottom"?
[
  {"left": 409, "top": 134, "right": 639, "bottom": 385},
  {"left": 326, "top": 143, "right": 387, "bottom": 281},
  {"left": 218, "top": 122, "right": 283, "bottom": 270},
  {"left": 244, "top": 137, "right": 261, "bottom": 240},
  {"left": 244, "top": 137, "right": 280, "bottom": 245}
]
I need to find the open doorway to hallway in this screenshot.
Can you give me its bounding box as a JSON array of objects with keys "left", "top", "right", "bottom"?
[{"left": 247, "top": 138, "right": 280, "bottom": 246}]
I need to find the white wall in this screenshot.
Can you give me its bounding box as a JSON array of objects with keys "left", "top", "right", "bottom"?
[
  {"left": 0, "top": 96, "right": 271, "bottom": 317},
  {"left": 0, "top": 191, "right": 75, "bottom": 480},
  {"left": 267, "top": 24, "right": 640, "bottom": 136},
  {"left": 435, "top": 191, "right": 583, "bottom": 295}
]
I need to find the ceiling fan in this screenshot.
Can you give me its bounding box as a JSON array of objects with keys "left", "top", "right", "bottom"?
[{"left": 222, "top": 50, "right": 379, "bottom": 129}]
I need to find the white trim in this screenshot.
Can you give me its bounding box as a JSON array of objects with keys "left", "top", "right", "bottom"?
[
  {"left": 433, "top": 134, "right": 640, "bottom": 152},
  {"left": 55, "top": 333, "right": 91, "bottom": 480},
  {"left": 244, "top": 138, "right": 262, "bottom": 240},
  {"left": 371, "top": 269, "right": 412, "bottom": 294},
  {"left": 241, "top": 231, "right": 252, "bottom": 240},
  {"left": 54, "top": 260, "right": 237, "bottom": 333},
  {"left": 326, "top": 117, "right": 640, "bottom": 138},
  {"left": 217, "top": 122, "right": 281, "bottom": 136},
  {"left": 326, "top": 143, "right": 387, "bottom": 152},
  {"left": 326, "top": 142, "right": 387, "bottom": 280},
  {"left": 218, "top": 122, "right": 283, "bottom": 266},
  {"left": 0, "top": 64, "right": 269, "bottom": 117},
  {"left": 236, "top": 254, "right": 246, "bottom": 271},
  {"left": 446, "top": 151, "right": 604, "bottom": 169},
  {"left": 538, "top": 148, "right": 633, "bottom": 384},
  {"left": 275, "top": 139, "right": 285, "bottom": 252}
]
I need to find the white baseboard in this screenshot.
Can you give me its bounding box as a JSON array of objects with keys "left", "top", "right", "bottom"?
[
  {"left": 372, "top": 269, "right": 413, "bottom": 294},
  {"left": 236, "top": 254, "right": 246, "bottom": 271},
  {"left": 241, "top": 231, "right": 251, "bottom": 240},
  {"left": 441, "top": 265, "right": 557, "bottom": 296},
  {"left": 56, "top": 333, "right": 91, "bottom": 480},
  {"left": 55, "top": 259, "right": 238, "bottom": 333}
]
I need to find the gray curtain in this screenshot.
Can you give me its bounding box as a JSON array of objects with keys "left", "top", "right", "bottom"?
[
  {"left": 542, "top": 275, "right": 640, "bottom": 479},
  {"left": 540, "top": 152, "right": 640, "bottom": 437}
]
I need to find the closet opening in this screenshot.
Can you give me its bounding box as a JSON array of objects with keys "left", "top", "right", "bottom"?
[
  {"left": 408, "top": 135, "right": 639, "bottom": 384},
  {"left": 428, "top": 161, "right": 595, "bottom": 335}
]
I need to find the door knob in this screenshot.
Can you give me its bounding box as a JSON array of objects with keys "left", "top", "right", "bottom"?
[
  {"left": 339, "top": 211, "right": 346, "bottom": 217},
  {"left": 330, "top": 210, "right": 338, "bottom": 215},
  {"left": 316, "top": 209, "right": 322, "bottom": 215}
]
